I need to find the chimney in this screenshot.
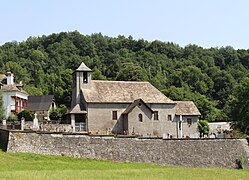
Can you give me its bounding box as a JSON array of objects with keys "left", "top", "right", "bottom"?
[{"left": 6, "top": 72, "right": 14, "bottom": 85}]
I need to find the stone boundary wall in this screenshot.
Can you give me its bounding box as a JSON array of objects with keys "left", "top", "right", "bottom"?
[
  {"left": 24, "top": 122, "right": 72, "bottom": 132},
  {"left": 1, "top": 130, "right": 249, "bottom": 169}
]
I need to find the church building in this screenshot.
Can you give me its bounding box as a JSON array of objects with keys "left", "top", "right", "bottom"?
[{"left": 69, "top": 62, "right": 201, "bottom": 138}]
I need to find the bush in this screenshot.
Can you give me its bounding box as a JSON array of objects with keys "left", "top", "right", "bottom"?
[
  {"left": 17, "top": 110, "right": 35, "bottom": 121},
  {"left": 7, "top": 114, "right": 18, "bottom": 124},
  {"left": 236, "top": 154, "right": 245, "bottom": 169},
  {"left": 49, "top": 105, "right": 68, "bottom": 121},
  {"left": 198, "top": 120, "right": 210, "bottom": 138}
]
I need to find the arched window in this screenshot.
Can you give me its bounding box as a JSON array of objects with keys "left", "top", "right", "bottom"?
[{"left": 138, "top": 113, "right": 143, "bottom": 122}]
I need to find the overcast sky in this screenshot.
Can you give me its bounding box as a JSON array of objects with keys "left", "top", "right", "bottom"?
[{"left": 1, "top": 0, "right": 249, "bottom": 49}]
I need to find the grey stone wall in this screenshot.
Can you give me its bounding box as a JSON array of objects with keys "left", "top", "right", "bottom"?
[
  {"left": 3, "top": 130, "right": 249, "bottom": 169},
  {"left": 24, "top": 122, "right": 72, "bottom": 132}
]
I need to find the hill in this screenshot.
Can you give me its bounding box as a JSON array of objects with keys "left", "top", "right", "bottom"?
[{"left": 1, "top": 31, "right": 249, "bottom": 121}]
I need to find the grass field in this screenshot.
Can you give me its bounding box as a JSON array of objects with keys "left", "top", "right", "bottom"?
[{"left": 0, "top": 151, "right": 248, "bottom": 180}]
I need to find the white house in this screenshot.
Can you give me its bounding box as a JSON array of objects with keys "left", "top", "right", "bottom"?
[{"left": 0, "top": 72, "right": 28, "bottom": 118}]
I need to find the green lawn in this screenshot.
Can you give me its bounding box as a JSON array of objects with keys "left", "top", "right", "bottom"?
[{"left": 0, "top": 151, "right": 248, "bottom": 180}]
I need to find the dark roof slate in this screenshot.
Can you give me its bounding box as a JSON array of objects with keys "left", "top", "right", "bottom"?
[
  {"left": 69, "top": 104, "right": 87, "bottom": 114},
  {"left": 28, "top": 95, "right": 54, "bottom": 111},
  {"left": 122, "top": 99, "right": 154, "bottom": 114}
]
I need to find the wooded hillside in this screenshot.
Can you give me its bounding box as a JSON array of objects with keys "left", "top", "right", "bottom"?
[{"left": 1, "top": 31, "right": 249, "bottom": 122}]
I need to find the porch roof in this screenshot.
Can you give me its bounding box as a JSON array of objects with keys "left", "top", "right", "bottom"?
[{"left": 69, "top": 104, "right": 87, "bottom": 114}]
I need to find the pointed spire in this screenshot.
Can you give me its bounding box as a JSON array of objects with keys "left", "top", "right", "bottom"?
[{"left": 76, "top": 62, "right": 92, "bottom": 72}]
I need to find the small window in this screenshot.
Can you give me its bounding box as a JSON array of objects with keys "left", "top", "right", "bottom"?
[
  {"left": 138, "top": 113, "right": 143, "bottom": 122},
  {"left": 168, "top": 115, "right": 172, "bottom": 121},
  {"left": 112, "top": 111, "right": 117, "bottom": 120},
  {"left": 179, "top": 121, "right": 182, "bottom": 130},
  {"left": 154, "top": 111, "right": 159, "bottom": 120},
  {"left": 187, "top": 118, "right": 192, "bottom": 126},
  {"left": 83, "top": 72, "right": 88, "bottom": 83}
]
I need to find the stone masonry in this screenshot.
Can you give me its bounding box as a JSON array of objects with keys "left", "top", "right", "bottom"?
[{"left": 1, "top": 129, "right": 249, "bottom": 169}]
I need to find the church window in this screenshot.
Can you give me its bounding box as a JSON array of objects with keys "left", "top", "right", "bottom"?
[
  {"left": 112, "top": 111, "right": 117, "bottom": 120},
  {"left": 154, "top": 111, "right": 159, "bottom": 120},
  {"left": 168, "top": 114, "right": 172, "bottom": 121},
  {"left": 138, "top": 113, "right": 143, "bottom": 122},
  {"left": 187, "top": 118, "right": 192, "bottom": 126}
]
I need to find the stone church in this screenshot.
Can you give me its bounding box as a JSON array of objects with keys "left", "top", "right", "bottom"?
[{"left": 69, "top": 62, "right": 201, "bottom": 138}]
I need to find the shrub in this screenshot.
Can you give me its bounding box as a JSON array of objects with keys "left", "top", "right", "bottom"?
[
  {"left": 236, "top": 154, "right": 245, "bottom": 169},
  {"left": 198, "top": 120, "right": 210, "bottom": 138},
  {"left": 17, "top": 110, "right": 35, "bottom": 121},
  {"left": 7, "top": 114, "right": 18, "bottom": 124},
  {"left": 49, "top": 105, "right": 68, "bottom": 121}
]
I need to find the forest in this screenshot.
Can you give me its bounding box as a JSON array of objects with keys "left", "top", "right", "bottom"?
[{"left": 0, "top": 31, "right": 249, "bottom": 127}]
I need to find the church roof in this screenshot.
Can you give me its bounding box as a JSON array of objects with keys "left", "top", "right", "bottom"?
[
  {"left": 82, "top": 80, "right": 174, "bottom": 104},
  {"left": 75, "top": 62, "right": 92, "bottom": 72},
  {"left": 122, "top": 99, "right": 154, "bottom": 114},
  {"left": 175, "top": 101, "right": 201, "bottom": 116},
  {"left": 69, "top": 104, "right": 87, "bottom": 114}
]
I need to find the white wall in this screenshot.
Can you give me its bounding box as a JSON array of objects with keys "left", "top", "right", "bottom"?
[{"left": 2, "top": 91, "right": 28, "bottom": 118}]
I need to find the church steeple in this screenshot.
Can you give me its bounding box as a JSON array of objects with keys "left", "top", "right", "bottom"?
[
  {"left": 71, "top": 62, "right": 92, "bottom": 108},
  {"left": 75, "top": 62, "right": 92, "bottom": 71}
]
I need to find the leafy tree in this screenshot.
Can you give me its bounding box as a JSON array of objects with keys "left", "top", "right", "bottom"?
[
  {"left": 1, "top": 31, "right": 249, "bottom": 126},
  {"left": 92, "top": 68, "right": 107, "bottom": 80},
  {"left": 198, "top": 120, "right": 210, "bottom": 138},
  {"left": 116, "top": 62, "right": 149, "bottom": 81},
  {"left": 229, "top": 77, "right": 249, "bottom": 134},
  {"left": 17, "top": 110, "right": 35, "bottom": 121},
  {"left": 49, "top": 105, "right": 68, "bottom": 121}
]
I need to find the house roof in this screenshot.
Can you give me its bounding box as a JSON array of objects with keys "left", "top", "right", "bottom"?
[
  {"left": 75, "top": 62, "right": 92, "bottom": 72},
  {"left": 82, "top": 80, "right": 174, "bottom": 104},
  {"left": 0, "top": 84, "right": 28, "bottom": 95},
  {"left": 28, "top": 95, "right": 54, "bottom": 111},
  {"left": 69, "top": 104, "right": 87, "bottom": 114},
  {"left": 175, "top": 101, "right": 201, "bottom": 116},
  {"left": 123, "top": 99, "right": 154, "bottom": 114}
]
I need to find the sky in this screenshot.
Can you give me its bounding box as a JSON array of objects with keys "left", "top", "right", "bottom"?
[{"left": 1, "top": 0, "right": 249, "bottom": 49}]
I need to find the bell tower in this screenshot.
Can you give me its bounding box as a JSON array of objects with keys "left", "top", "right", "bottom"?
[{"left": 71, "top": 62, "right": 92, "bottom": 108}]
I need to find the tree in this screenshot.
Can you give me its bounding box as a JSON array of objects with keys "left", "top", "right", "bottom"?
[
  {"left": 198, "top": 120, "right": 210, "bottom": 138},
  {"left": 49, "top": 105, "right": 68, "bottom": 121},
  {"left": 229, "top": 77, "right": 249, "bottom": 134},
  {"left": 17, "top": 110, "right": 35, "bottom": 121},
  {"left": 116, "top": 62, "right": 149, "bottom": 81}
]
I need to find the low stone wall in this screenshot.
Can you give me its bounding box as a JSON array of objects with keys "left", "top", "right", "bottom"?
[
  {"left": 24, "top": 122, "right": 72, "bottom": 132},
  {"left": 2, "top": 130, "right": 249, "bottom": 169}
]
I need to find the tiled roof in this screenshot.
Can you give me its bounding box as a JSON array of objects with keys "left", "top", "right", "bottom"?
[
  {"left": 175, "top": 101, "right": 201, "bottom": 116},
  {"left": 28, "top": 95, "right": 54, "bottom": 111},
  {"left": 1, "top": 84, "right": 28, "bottom": 95},
  {"left": 123, "top": 99, "right": 154, "bottom": 114},
  {"left": 69, "top": 104, "right": 87, "bottom": 114},
  {"left": 75, "top": 62, "right": 92, "bottom": 72},
  {"left": 82, "top": 80, "right": 174, "bottom": 104}
]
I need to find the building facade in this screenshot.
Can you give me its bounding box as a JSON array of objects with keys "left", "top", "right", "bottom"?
[
  {"left": 0, "top": 72, "right": 28, "bottom": 118},
  {"left": 28, "top": 95, "right": 56, "bottom": 121},
  {"left": 70, "top": 63, "right": 201, "bottom": 138}
]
